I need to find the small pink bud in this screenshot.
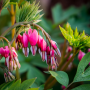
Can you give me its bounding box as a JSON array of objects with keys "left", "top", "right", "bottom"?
[
  {"left": 88, "top": 48, "right": 90, "bottom": 52},
  {"left": 78, "top": 50, "right": 85, "bottom": 61},
  {"left": 67, "top": 46, "right": 72, "bottom": 52},
  {"left": 88, "top": 62, "right": 90, "bottom": 66},
  {"left": 61, "top": 85, "right": 66, "bottom": 90}
]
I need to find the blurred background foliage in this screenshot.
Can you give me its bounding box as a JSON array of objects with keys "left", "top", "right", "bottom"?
[{"left": 0, "top": 0, "right": 90, "bottom": 90}]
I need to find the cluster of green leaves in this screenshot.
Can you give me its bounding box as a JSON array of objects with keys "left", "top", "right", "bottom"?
[
  {"left": 16, "top": 1, "right": 43, "bottom": 23},
  {"left": 49, "top": 52, "right": 90, "bottom": 90},
  {"left": 0, "top": 0, "right": 10, "bottom": 9},
  {"left": 59, "top": 23, "right": 90, "bottom": 49},
  {"left": 0, "top": 78, "right": 39, "bottom": 90}
]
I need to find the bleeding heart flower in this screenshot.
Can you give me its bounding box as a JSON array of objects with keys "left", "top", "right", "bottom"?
[
  {"left": 51, "top": 40, "right": 61, "bottom": 57},
  {"left": 28, "top": 29, "right": 38, "bottom": 56},
  {"left": 22, "top": 32, "right": 29, "bottom": 57},
  {"left": 50, "top": 50, "right": 57, "bottom": 70},
  {"left": 78, "top": 50, "right": 85, "bottom": 61},
  {"left": 46, "top": 46, "right": 50, "bottom": 55},
  {"left": 39, "top": 39, "right": 47, "bottom": 61},
  {"left": 5, "top": 47, "right": 20, "bottom": 71},
  {"left": 15, "top": 34, "right": 23, "bottom": 50},
  {"left": 37, "top": 35, "right": 43, "bottom": 48},
  {"left": 0, "top": 47, "right": 9, "bottom": 58}
]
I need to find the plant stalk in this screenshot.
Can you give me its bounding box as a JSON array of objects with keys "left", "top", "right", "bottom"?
[{"left": 10, "top": 4, "right": 20, "bottom": 80}]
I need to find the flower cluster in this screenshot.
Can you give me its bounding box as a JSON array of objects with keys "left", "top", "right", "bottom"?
[
  {"left": 0, "top": 46, "right": 20, "bottom": 71},
  {"left": 15, "top": 28, "right": 61, "bottom": 70}
]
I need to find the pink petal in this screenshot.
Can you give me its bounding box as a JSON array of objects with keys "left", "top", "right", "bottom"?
[
  {"left": 78, "top": 50, "right": 85, "bottom": 61},
  {"left": 40, "top": 39, "right": 47, "bottom": 51},
  {"left": 51, "top": 40, "right": 57, "bottom": 49},
  {"left": 46, "top": 46, "right": 50, "bottom": 55},
  {"left": 29, "top": 29, "right": 38, "bottom": 46},
  {"left": 30, "top": 46, "right": 37, "bottom": 56},
  {"left": 66, "top": 46, "right": 72, "bottom": 52},
  {"left": 22, "top": 32, "right": 28, "bottom": 48},
  {"left": 37, "top": 35, "right": 43, "bottom": 48}
]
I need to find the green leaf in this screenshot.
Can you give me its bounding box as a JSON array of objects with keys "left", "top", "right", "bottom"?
[
  {"left": 39, "top": 84, "right": 44, "bottom": 90},
  {"left": 20, "top": 78, "right": 36, "bottom": 90},
  {"left": 30, "top": 54, "right": 48, "bottom": 68},
  {"left": 49, "top": 71, "right": 69, "bottom": 87},
  {"left": 10, "top": 0, "right": 18, "bottom": 2},
  {"left": 74, "top": 27, "right": 79, "bottom": 39},
  {"left": 15, "top": 3, "right": 20, "bottom": 23},
  {"left": 52, "top": 4, "right": 62, "bottom": 24},
  {"left": 19, "top": 62, "right": 29, "bottom": 73},
  {"left": 59, "top": 25, "right": 73, "bottom": 45},
  {"left": 73, "top": 52, "right": 90, "bottom": 82},
  {"left": 1, "top": 0, "right": 10, "bottom": 9},
  {"left": 27, "top": 88, "right": 39, "bottom": 90},
  {"left": 71, "top": 84, "right": 90, "bottom": 90},
  {"left": 1, "top": 80, "right": 15, "bottom": 90},
  {"left": 27, "top": 65, "right": 45, "bottom": 83},
  {"left": 15, "top": 1, "right": 43, "bottom": 23},
  {"left": 0, "top": 83, "right": 7, "bottom": 89},
  {"left": 8, "top": 79, "right": 21, "bottom": 90}
]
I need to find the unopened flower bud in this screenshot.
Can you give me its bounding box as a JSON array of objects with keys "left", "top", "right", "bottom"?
[{"left": 78, "top": 50, "right": 85, "bottom": 61}]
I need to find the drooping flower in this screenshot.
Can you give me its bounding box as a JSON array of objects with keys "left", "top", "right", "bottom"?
[
  {"left": 15, "top": 34, "right": 23, "bottom": 50},
  {"left": 37, "top": 35, "right": 43, "bottom": 48},
  {"left": 0, "top": 46, "right": 9, "bottom": 58},
  {"left": 4, "top": 72, "right": 15, "bottom": 82},
  {"left": 78, "top": 50, "right": 85, "bottom": 61},
  {"left": 51, "top": 40, "right": 61, "bottom": 57},
  {"left": 50, "top": 50, "right": 57, "bottom": 70},
  {"left": 39, "top": 39, "right": 47, "bottom": 61},
  {"left": 4, "top": 47, "right": 20, "bottom": 71},
  {"left": 28, "top": 29, "right": 38, "bottom": 56},
  {"left": 22, "top": 32, "right": 29, "bottom": 57}
]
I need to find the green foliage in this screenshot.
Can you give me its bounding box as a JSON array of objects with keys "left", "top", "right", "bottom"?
[
  {"left": 16, "top": 1, "right": 43, "bottom": 23},
  {"left": 27, "top": 88, "right": 39, "bottom": 90},
  {"left": 49, "top": 71, "right": 69, "bottom": 87},
  {"left": 1, "top": 0, "right": 10, "bottom": 9},
  {"left": 71, "top": 84, "right": 90, "bottom": 90},
  {"left": 0, "top": 80, "right": 15, "bottom": 90},
  {"left": 10, "top": 0, "right": 18, "bottom": 2},
  {"left": 59, "top": 23, "right": 90, "bottom": 48},
  {"left": 73, "top": 52, "right": 90, "bottom": 82},
  {"left": 0, "top": 79, "right": 36, "bottom": 90},
  {"left": 52, "top": 4, "right": 80, "bottom": 28},
  {"left": 20, "top": 78, "right": 36, "bottom": 90},
  {"left": 27, "top": 65, "right": 45, "bottom": 85}
]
